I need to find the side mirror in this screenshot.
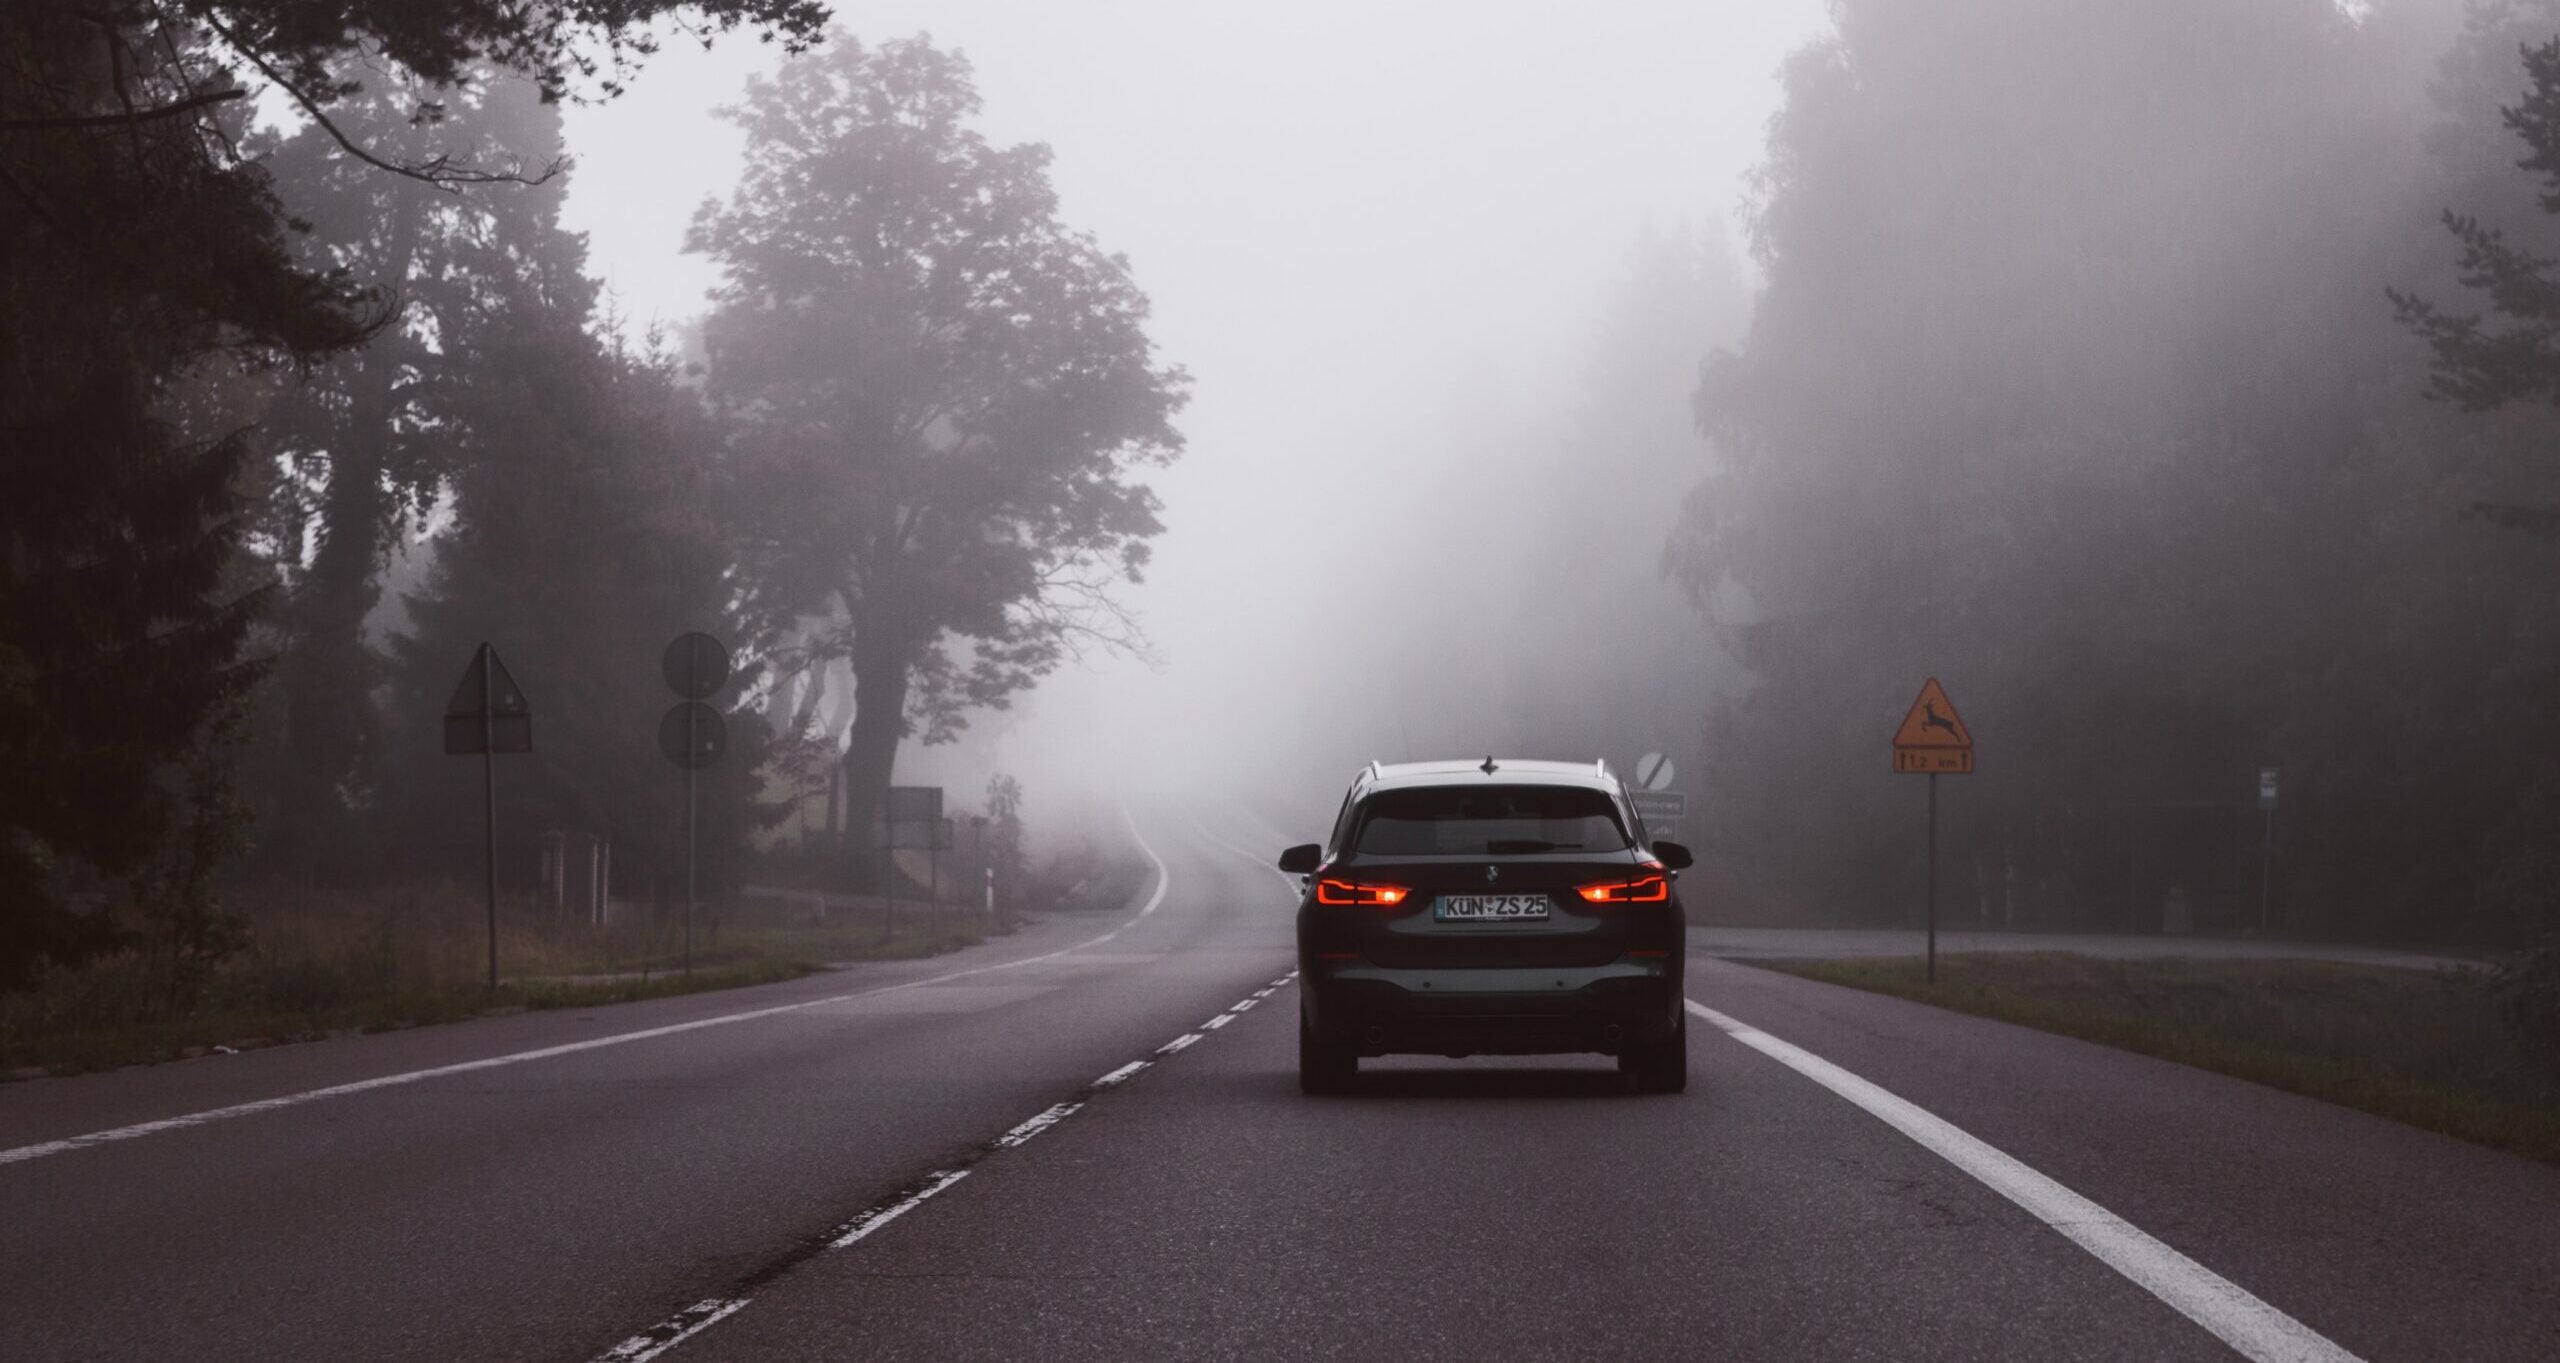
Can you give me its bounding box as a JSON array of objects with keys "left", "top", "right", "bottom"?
[
  {"left": 1652, "top": 840, "right": 1695, "bottom": 872},
  {"left": 1277, "top": 843, "right": 1322, "bottom": 875}
]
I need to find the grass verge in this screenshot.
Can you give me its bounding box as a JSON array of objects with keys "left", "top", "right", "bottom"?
[
  {"left": 1758, "top": 952, "right": 2560, "bottom": 1166},
  {"left": 0, "top": 884, "right": 985, "bottom": 1080}
]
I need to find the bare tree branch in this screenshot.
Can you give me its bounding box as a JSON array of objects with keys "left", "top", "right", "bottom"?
[
  {"left": 0, "top": 84, "right": 244, "bottom": 132},
  {"left": 196, "top": 10, "right": 558, "bottom": 189}
]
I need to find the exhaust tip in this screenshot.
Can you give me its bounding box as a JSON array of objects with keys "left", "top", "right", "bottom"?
[
  {"left": 1363, "top": 1025, "right": 1386, "bottom": 1046},
  {"left": 1602, "top": 1023, "right": 1625, "bottom": 1044}
]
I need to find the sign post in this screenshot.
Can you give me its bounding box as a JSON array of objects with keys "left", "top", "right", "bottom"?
[
  {"left": 1892, "top": 678, "right": 1975, "bottom": 983},
  {"left": 2257, "top": 766, "right": 2279, "bottom": 934},
  {"left": 444, "top": 643, "right": 532, "bottom": 991},
  {"left": 660, "top": 632, "right": 732, "bottom": 978}
]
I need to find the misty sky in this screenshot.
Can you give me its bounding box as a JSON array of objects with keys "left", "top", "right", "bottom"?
[{"left": 558, "top": 2, "right": 1827, "bottom": 819}]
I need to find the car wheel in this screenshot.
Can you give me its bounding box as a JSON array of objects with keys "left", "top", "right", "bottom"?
[
  {"left": 1299, "top": 1007, "right": 1357, "bottom": 1095},
  {"left": 1620, "top": 1011, "right": 1688, "bottom": 1094}
]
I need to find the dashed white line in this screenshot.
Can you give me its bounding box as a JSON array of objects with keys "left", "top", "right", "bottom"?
[
  {"left": 995, "top": 1102, "right": 1083, "bottom": 1148},
  {"left": 1200, "top": 1014, "right": 1232, "bottom": 1030},
  {"left": 1156, "top": 1032, "right": 1203, "bottom": 1055},
  {"left": 595, "top": 1297, "right": 750, "bottom": 1363},
  {"left": 1686, "top": 1000, "right": 2359, "bottom": 1363},
  {"left": 829, "top": 1168, "right": 971, "bottom": 1249},
  {"left": 1093, "top": 1060, "right": 1150, "bottom": 1088}
]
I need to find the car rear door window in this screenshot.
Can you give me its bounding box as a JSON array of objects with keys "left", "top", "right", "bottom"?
[{"left": 1351, "top": 785, "right": 1631, "bottom": 855}]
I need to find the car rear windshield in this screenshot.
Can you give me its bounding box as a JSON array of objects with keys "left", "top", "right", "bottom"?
[{"left": 1350, "top": 784, "right": 1631, "bottom": 855}]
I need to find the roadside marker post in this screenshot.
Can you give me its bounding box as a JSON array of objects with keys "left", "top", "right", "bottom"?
[
  {"left": 1892, "top": 678, "right": 1975, "bottom": 983},
  {"left": 2258, "top": 767, "right": 2279, "bottom": 934}
]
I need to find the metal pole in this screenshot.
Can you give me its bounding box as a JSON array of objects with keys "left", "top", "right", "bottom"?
[
  {"left": 1926, "top": 771, "right": 1938, "bottom": 984},
  {"left": 481, "top": 644, "right": 498, "bottom": 993},
  {"left": 685, "top": 652, "right": 697, "bottom": 978}
]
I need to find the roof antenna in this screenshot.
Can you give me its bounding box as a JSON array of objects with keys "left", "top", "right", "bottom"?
[{"left": 1479, "top": 755, "right": 1498, "bottom": 775}]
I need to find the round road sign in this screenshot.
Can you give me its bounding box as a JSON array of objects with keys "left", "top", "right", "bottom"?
[
  {"left": 662, "top": 631, "right": 731, "bottom": 700},
  {"left": 1636, "top": 752, "right": 1675, "bottom": 791},
  {"left": 658, "top": 701, "right": 727, "bottom": 770}
]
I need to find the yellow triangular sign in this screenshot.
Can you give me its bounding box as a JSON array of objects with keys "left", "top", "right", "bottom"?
[{"left": 1893, "top": 678, "right": 1972, "bottom": 749}]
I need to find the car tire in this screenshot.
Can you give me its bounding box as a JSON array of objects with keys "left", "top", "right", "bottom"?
[
  {"left": 1299, "top": 1008, "right": 1357, "bottom": 1095},
  {"left": 1621, "top": 1011, "right": 1688, "bottom": 1094}
]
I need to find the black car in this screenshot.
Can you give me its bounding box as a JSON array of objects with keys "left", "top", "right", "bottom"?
[{"left": 1277, "top": 758, "right": 1693, "bottom": 1094}]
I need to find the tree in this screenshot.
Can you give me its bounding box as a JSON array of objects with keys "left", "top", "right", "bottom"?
[
  {"left": 1669, "top": 0, "right": 2462, "bottom": 933},
  {"left": 251, "top": 74, "right": 585, "bottom": 870},
  {"left": 2392, "top": 31, "right": 2560, "bottom": 535},
  {"left": 1, "top": 0, "right": 823, "bottom": 980},
  {"left": 386, "top": 322, "right": 779, "bottom": 910},
  {"left": 689, "top": 34, "right": 1186, "bottom": 878}
]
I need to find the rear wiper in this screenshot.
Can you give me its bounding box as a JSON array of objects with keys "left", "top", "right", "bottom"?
[{"left": 1486, "top": 839, "right": 1581, "bottom": 854}]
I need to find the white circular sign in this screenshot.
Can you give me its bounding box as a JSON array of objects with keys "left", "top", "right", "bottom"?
[{"left": 1635, "top": 752, "right": 1674, "bottom": 790}]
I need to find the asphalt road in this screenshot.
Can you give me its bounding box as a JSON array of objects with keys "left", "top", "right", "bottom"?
[{"left": 2, "top": 805, "right": 2554, "bottom": 1361}]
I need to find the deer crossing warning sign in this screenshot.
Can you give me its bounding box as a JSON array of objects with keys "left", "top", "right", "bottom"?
[{"left": 1892, "top": 678, "right": 1974, "bottom": 774}]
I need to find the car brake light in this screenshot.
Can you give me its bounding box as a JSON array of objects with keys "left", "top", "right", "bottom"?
[
  {"left": 1315, "top": 877, "right": 1409, "bottom": 907},
  {"left": 1577, "top": 874, "right": 1669, "bottom": 904}
]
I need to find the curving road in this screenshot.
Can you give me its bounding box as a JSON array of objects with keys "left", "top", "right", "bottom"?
[{"left": 0, "top": 804, "right": 2554, "bottom": 1361}]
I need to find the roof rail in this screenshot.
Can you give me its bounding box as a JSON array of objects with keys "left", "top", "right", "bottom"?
[
  {"left": 1595, "top": 758, "right": 1613, "bottom": 780},
  {"left": 1364, "top": 760, "right": 1384, "bottom": 782}
]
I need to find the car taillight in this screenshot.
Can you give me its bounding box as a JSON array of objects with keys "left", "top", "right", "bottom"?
[
  {"left": 1314, "top": 877, "right": 1409, "bottom": 907},
  {"left": 1577, "top": 874, "right": 1669, "bottom": 904}
]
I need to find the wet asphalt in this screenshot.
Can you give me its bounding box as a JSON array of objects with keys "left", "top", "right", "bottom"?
[{"left": 1, "top": 805, "right": 2553, "bottom": 1361}]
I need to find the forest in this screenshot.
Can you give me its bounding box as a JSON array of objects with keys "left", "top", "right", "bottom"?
[
  {"left": 1673, "top": 0, "right": 2560, "bottom": 958},
  {"left": 2, "top": 4, "right": 1180, "bottom": 1007},
  {"left": 6, "top": 0, "right": 2560, "bottom": 1029}
]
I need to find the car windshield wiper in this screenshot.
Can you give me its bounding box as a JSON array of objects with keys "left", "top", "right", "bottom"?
[{"left": 1485, "top": 838, "right": 1581, "bottom": 854}]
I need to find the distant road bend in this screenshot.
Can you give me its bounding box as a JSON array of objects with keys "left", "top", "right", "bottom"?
[{"left": 0, "top": 804, "right": 2553, "bottom": 1361}]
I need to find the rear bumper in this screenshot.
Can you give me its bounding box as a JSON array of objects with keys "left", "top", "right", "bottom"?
[{"left": 1302, "top": 959, "right": 1683, "bottom": 1057}]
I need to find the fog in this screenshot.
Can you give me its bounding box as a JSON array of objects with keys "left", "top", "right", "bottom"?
[
  {"left": 558, "top": 2, "right": 1819, "bottom": 825},
  {"left": 25, "top": 0, "right": 2560, "bottom": 967}
]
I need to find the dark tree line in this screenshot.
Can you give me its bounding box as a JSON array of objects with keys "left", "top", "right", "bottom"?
[
  {"left": 1679, "top": 0, "right": 2560, "bottom": 947},
  {"left": 1, "top": 8, "right": 1181, "bottom": 988}
]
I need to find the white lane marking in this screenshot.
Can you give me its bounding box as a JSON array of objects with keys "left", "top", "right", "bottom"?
[
  {"left": 1687, "top": 1001, "right": 2359, "bottom": 1363},
  {"left": 1230, "top": 997, "right": 1257, "bottom": 1012},
  {"left": 1092, "top": 1059, "right": 1150, "bottom": 1088},
  {"left": 994, "top": 1102, "right": 1082, "bottom": 1148},
  {"left": 1, "top": 824, "right": 1180, "bottom": 1169},
  {"left": 599, "top": 965, "right": 1296, "bottom": 1363},
  {"left": 829, "top": 1168, "right": 971, "bottom": 1249},
  {"left": 1200, "top": 1014, "right": 1232, "bottom": 1030},
  {"left": 596, "top": 1297, "right": 749, "bottom": 1363}
]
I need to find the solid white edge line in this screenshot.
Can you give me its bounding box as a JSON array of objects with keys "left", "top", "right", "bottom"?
[
  {"left": 1, "top": 818, "right": 1184, "bottom": 1170},
  {"left": 594, "top": 1297, "right": 750, "bottom": 1363},
  {"left": 1686, "top": 1000, "right": 2359, "bottom": 1363},
  {"left": 830, "top": 1168, "right": 971, "bottom": 1249}
]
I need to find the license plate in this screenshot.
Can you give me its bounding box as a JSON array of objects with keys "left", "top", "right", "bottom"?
[{"left": 1435, "top": 894, "right": 1550, "bottom": 921}]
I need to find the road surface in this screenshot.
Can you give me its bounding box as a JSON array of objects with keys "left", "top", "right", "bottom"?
[{"left": 0, "top": 804, "right": 2552, "bottom": 1361}]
